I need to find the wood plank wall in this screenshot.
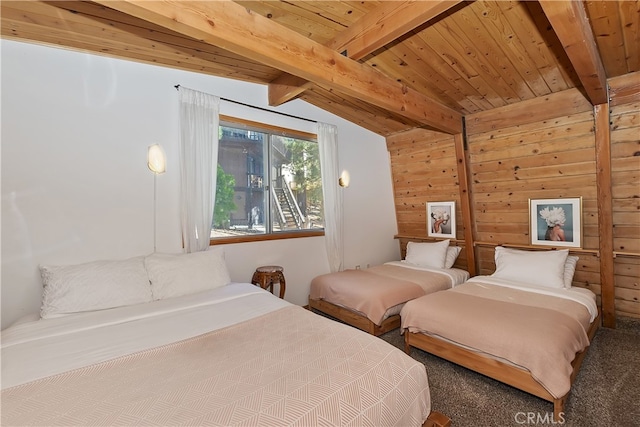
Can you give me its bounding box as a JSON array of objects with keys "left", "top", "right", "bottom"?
[
  {"left": 387, "top": 72, "right": 640, "bottom": 323},
  {"left": 609, "top": 73, "right": 640, "bottom": 319},
  {"left": 387, "top": 128, "right": 469, "bottom": 271}
]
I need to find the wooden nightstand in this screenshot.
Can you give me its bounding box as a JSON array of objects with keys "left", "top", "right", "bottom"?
[{"left": 251, "top": 265, "right": 286, "bottom": 299}]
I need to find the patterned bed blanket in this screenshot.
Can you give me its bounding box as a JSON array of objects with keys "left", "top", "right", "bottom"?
[{"left": 2, "top": 305, "right": 431, "bottom": 426}]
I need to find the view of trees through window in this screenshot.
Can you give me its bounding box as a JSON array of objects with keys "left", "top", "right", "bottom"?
[{"left": 212, "top": 120, "right": 324, "bottom": 239}]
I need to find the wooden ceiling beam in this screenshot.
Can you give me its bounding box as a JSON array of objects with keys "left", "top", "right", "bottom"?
[
  {"left": 94, "top": 0, "right": 462, "bottom": 134},
  {"left": 269, "top": 0, "right": 462, "bottom": 106},
  {"left": 267, "top": 74, "right": 313, "bottom": 107},
  {"left": 538, "top": 0, "right": 608, "bottom": 105},
  {"left": 328, "top": 0, "right": 462, "bottom": 61}
]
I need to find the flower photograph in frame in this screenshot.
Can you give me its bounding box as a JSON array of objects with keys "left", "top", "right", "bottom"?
[
  {"left": 529, "top": 197, "right": 582, "bottom": 248},
  {"left": 427, "top": 201, "right": 456, "bottom": 239}
]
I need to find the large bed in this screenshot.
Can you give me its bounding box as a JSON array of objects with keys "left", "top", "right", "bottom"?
[
  {"left": 309, "top": 239, "right": 469, "bottom": 336},
  {"left": 400, "top": 246, "right": 600, "bottom": 422},
  {"left": 1, "top": 249, "right": 449, "bottom": 427}
]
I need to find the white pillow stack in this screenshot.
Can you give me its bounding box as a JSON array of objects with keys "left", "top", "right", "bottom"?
[
  {"left": 40, "top": 256, "right": 152, "bottom": 319},
  {"left": 444, "top": 246, "right": 462, "bottom": 268},
  {"left": 491, "top": 246, "right": 577, "bottom": 290},
  {"left": 563, "top": 255, "right": 579, "bottom": 289},
  {"left": 405, "top": 239, "right": 454, "bottom": 269},
  {"left": 39, "top": 246, "right": 233, "bottom": 319},
  {"left": 145, "top": 247, "right": 231, "bottom": 300}
]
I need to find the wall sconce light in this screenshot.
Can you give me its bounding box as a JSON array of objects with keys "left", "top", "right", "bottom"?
[
  {"left": 148, "top": 144, "right": 166, "bottom": 174},
  {"left": 148, "top": 144, "right": 166, "bottom": 252},
  {"left": 338, "top": 170, "right": 350, "bottom": 188}
]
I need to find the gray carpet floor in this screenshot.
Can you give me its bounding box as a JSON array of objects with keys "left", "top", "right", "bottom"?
[{"left": 377, "top": 316, "right": 640, "bottom": 427}]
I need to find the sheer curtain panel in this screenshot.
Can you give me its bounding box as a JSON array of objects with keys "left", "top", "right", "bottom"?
[
  {"left": 317, "top": 122, "right": 343, "bottom": 272},
  {"left": 178, "top": 87, "right": 220, "bottom": 253}
]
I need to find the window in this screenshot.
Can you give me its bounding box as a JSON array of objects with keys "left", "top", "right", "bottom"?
[{"left": 212, "top": 117, "right": 324, "bottom": 241}]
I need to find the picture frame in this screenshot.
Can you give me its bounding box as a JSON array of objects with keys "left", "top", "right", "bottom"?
[
  {"left": 427, "top": 201, "right": 456, "bottom": 239},
  {"left": 529, "top": 197, "right": 582, "bottom": 248}
]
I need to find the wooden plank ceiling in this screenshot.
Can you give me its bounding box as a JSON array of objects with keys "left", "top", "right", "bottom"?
[{"left": 2, "top": 0, "right": 638, "bottom": 136}]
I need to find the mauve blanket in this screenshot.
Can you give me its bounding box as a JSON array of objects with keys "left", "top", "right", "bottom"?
[
  {"left": 2, "top": 306, "right": 431, "bottom": 427},
  {"left": 310, "top": 265, "right": 453, "bottom": 325},
  {"left": 401, "top": 281, "right": 592, "bottom": 399}
]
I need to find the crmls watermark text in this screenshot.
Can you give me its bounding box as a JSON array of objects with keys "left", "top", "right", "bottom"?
[{"left": 514, "top": 412, "right": 566, "bottom": 425}]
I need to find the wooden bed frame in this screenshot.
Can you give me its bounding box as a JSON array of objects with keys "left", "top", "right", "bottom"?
[
  {"left": 424, "top": 410, "right": 452, "bottom": 427},
  {"left": 404, "top": 311, "right": 601, "bottom": 422},
  {"left": 308, "top": 238, "right": 467, "bottom": 337},
  {"left": 308, "top": 297, "right": 399, "bottom": 336}
]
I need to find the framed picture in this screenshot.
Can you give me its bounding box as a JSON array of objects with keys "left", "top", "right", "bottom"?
[
  {"left": 529, "top": 197, "right": 582, "bottom": 248},
  {"left": 427, "top": 201, "right": 456, "bottom": 239}
]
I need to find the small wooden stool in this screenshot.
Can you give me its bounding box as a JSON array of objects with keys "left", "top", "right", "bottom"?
[{"left": 251, "top": 265, "right": 286, "bottom": 298}]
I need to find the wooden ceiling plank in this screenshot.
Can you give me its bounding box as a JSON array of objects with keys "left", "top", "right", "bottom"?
[
  {"left": 269, "top": 0, "right": 461, "bottom": 106},
  {"left": 500, "top": 1, "right": 571, "bottom": 93},
  {"left": 308, "top": 1, "right": 376, "bottom": 19},
  {"left": 363, "top": 44, "right": 472, "bottom": 112},
  {"left": 539, "top": 0, "right": 609, "bottom": 105},
  {"left": 233, "top": 1, "right": 347, "bottom": 45},
  {"left": 326, "top": 0, "right": 462, "bottom": 61},
  {"left": 618, "top": 0, "right": 640, "bottom": 73},
  {"left": 412, "top": 29, "right": 497, "bottom": 111},
  {"left": 384, "top": 30, "right": 488, "bottom": 113},
  {"left": 453, "top": 4, "right": 535, "bottom": 101},
  {"left": 417, "top": 28, "right": 504, "bottom": 110},
  {"left": 474, "top": 1, "right": 552, "bottom": 98},
  {"left": 430, "top": 15, "right": 515, "bottom": 109},
  {"left": 93, "top": 0, "right": 462, "bottom": 134},
  {"left": 584, "top": 0, "right": 628, "bottom": 77},
  {"left": 522, "top": 1, "right": 580, "bottom": 91},
  {"left": 440, "top": 9, "right": 523, "bottom": 105},
  {"left": 301, "top": 86, "right": 420, "bottom": 136},
  {"left": 279, "top": 1, "right": 376, "bottom": 30},
  {"left": 382, "top": 36, "right": 482, "bottom": 114}
]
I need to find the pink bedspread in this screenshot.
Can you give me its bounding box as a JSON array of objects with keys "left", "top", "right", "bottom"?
[
  {"left": 310, "top": 265, "right": 452, "bottom": 325},
  {"left": 2, "top": 306, "right": 431, "bottom": 426},
  {"left": 401, "top": 281, "right": 593, "bottom": 398}
]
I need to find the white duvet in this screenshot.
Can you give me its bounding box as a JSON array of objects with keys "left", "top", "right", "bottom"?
[{"left": 1, "top": 283, "right": 290, "bottom": 389}]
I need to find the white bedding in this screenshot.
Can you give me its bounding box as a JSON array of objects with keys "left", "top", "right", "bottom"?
[
  {"left": 2, "top": 283, "right": 433, "bottom": 427},
  {"left": 391, "top": 261, "right": 470, "bottom": 286},
  {"left": 1, "top": 283, "right": 289, "bottom": 389}
]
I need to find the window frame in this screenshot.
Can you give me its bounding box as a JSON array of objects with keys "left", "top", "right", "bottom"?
[{"left": 211, "top": 115, "right": 325, "bottom": 246}]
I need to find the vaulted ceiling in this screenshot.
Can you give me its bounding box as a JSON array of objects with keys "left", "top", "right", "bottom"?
[{"left": 2, "top": 1, "right": 638, "bottom": 136}]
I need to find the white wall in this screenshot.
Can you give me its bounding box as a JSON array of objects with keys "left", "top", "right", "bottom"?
[{"left": 1, "top": 40, "right": 400, "bottom": 329}]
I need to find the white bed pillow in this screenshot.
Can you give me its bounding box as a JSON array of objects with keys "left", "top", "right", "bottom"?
[
  {"left": 405, "top": 239, "right": 450, "bottom": 269},
  {"left": 492, "top": 246, "right": 569, "bottom": 289},
  {"left": 564, "top": 255, "right": 579, "bottom": 289},
  {"left": 145, "top": 247, "right": 231, "bottom": 300},
  {"left": 445, "top": 246, "right": 462, "bottom": 268},
  {"left": 40, "top": 256, "right": 152, "bottom": 319}
]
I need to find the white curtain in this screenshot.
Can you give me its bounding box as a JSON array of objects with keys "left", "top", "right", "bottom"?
[
  {"left": 317, "top": 122, "right": 342, "bottom": 272},
  {"left": 178, "top": 87, "right": 220, "bottom": 253}
]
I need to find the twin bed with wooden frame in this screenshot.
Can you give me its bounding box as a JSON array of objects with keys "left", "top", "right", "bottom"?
[
  {"left": 1, "top": 248, "right": 452, "bottom": 427},
  {"left": 309, "top": 239, "right": 469, "bottom": 336},
  {"left": 401, "top": 246, "right": 600, "bottom": 421}
]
